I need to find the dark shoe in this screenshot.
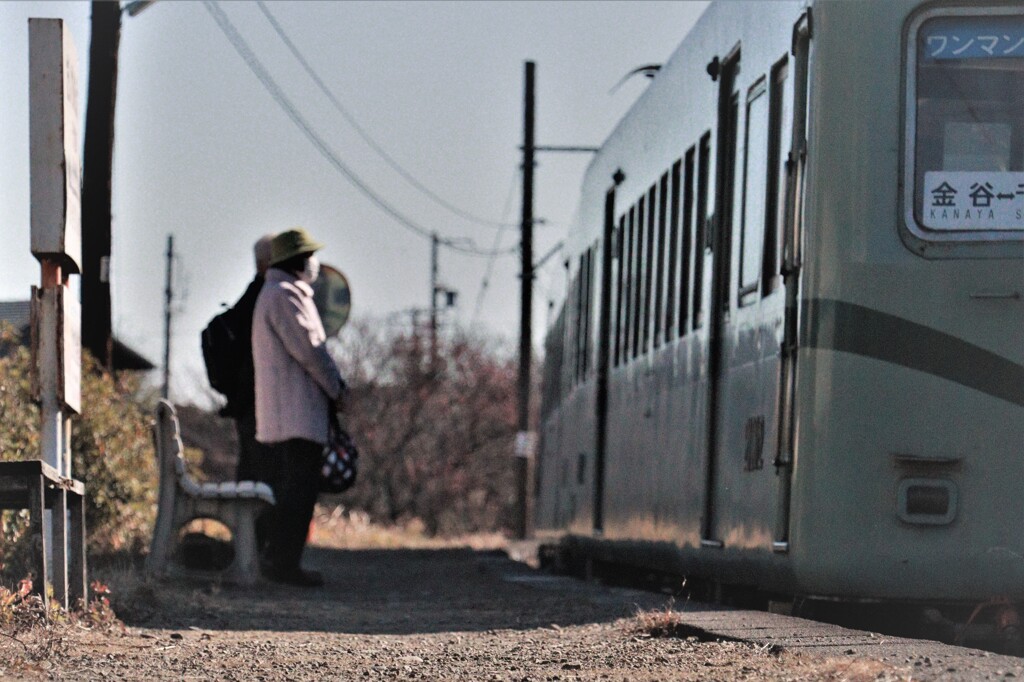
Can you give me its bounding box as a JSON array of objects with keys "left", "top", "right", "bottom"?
[{"left": 268, "top": 567, "right": 323, "bottom": 587}]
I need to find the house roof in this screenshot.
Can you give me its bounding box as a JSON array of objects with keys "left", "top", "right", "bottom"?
[
  {"left": 112, "top": 339, "right": 156, "bottom": 371},
  {"left": 0, "top": 300, "right": 31, "bottom": 330}
]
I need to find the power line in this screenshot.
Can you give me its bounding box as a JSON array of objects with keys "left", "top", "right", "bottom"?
[
  {"left": 255, "top": 1, "right": 517, "bottom": 231},
  {"left": 202, "top": 1, "right": 514, "bottom": 258},
  {"left": 472, "top": 169, "right": 519, "bottom": 322}
]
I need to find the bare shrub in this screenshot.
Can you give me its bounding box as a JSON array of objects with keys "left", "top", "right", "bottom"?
[
  {"left": 0, "top": 323, "right": 157, "bottom": 580},
  {"left": 329, "top": 319, "right": 519, "bottom": 536}
]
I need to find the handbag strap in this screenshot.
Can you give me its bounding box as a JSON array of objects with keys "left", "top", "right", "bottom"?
[{"left": 329, "top": 404, "right": 343, "bottom": 436}]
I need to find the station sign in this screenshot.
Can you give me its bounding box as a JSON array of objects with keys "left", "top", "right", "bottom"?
[
  {"left": 29, "top": 19, "right": 81, "bottom": 273},
  {"left": 312, "top": 264, "right": 351, "bottom": 337},
  {"left": 923, "top": 171, "right": 1024, "bottom": 231}
]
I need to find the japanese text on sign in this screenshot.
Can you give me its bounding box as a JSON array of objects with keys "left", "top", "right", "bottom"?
[
  {"left": 923, "top": 172, "right": 1024, "bottom": 231},
  {"left": 921, "top": 16, "right": 1024, "bottom": 61}
]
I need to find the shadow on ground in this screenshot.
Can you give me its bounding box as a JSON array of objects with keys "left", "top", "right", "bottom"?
[{"left": 109, "top": 546, "right": 674, "bottom": 635}]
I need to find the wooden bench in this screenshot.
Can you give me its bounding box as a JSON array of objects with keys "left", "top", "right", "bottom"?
[
  {"left": 0, "top": 460, "right": 86, "bottom": 608},
  {"left": 146, "top": 399, "right": 274, "bottom": 586}
]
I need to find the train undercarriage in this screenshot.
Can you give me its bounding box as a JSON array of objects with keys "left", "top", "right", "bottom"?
[{"left": 540, "top": 537, "right": 1024, "bottom": 655}]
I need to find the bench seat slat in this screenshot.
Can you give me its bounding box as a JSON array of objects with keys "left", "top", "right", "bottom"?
[{"left": 199, "top": 482, "right": 221, "bottom": 499}]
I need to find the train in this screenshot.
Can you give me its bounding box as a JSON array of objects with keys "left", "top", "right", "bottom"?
[{"left": 534, "top": 0, "right": 1024, "bottom": 633}]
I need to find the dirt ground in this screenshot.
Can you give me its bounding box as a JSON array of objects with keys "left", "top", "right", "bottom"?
[{"left": 0, "top": 512, "right": 1010, "bottom": 681}]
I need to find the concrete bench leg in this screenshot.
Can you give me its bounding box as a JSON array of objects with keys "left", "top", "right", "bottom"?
[
  {"left": 146, "top": 432, "right": 180, "bottom": 580},
  {"left": 225, "top": 504, "right": 262, "bottom": 586},
  {"left": 145, "top": 510, "right": 171, "bottom": 579}
]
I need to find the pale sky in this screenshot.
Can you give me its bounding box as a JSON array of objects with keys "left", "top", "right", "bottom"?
[{"left": 0, "top": 0, "right": 708, "bottom": 403}]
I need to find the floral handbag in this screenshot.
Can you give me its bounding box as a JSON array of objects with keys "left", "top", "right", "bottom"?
[{"left": 320, "top": 413, "right": 359, "bottom": 494}]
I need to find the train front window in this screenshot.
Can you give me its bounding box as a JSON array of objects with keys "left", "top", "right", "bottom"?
[{"left": 910, "top": 12, "right": 1024, "bottom": 238}]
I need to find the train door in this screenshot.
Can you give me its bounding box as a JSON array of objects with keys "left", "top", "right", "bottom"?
[
  {"left": 701, "top": 46, "right": 741, "bottom": 547},
  {"left": 773, "top": 13, "right": 811, "bottom": 552}
]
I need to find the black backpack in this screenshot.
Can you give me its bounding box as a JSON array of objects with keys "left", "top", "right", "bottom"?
[{"left": 201, "top": 308, "right": 241, "bottom": 401}]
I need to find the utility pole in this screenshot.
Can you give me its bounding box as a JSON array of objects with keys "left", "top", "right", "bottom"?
[
  {"left": 512, "top": 62, "right": 599, "bottom": 540},
  {"left": 430, "top": 232, "right": 439, "bottom": 365},
  {"left": 515, "top": 61, "right": 536, "bottom": 540},
  {"left": 161, "top": 235, "right": 174, "bottom": 400},
  {"left": 80, "top": 1, "right": 121, "bottom": 371}
]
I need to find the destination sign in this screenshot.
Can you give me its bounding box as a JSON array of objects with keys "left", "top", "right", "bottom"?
[
  {"left": 921, "top": 16, "right": 1024, "bottom": 61},
  {"left": 923, "top": 171, "right": 1024, "bottom": 231}
]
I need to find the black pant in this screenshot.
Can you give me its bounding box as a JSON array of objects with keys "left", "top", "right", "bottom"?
[
  {"left": 234, "top": 411, "right": 274, "bottom": 482},
  {"left": 264, "top": 438, "right": 321, "bottom": 574}
]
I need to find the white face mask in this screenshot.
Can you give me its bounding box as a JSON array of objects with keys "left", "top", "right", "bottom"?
[{"left": 299, "top": 255, "right": 320, "bottom": 284}]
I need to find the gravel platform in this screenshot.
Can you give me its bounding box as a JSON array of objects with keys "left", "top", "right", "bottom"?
[{"left": 0, "top": 544, "right": 1021, "bottom": 680}]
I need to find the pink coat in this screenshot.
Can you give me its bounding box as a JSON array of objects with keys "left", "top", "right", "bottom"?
[{"left": 252, "top": 269, "right": 344, "bottom": 445}]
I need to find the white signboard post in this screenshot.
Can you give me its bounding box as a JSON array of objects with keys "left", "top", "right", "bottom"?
[
  {"left": 29, "top": 18, "right": 82, "bottom": 477},
  {"left": 28, "top": 19, "right": 85, "bottom": 609},
  {"left": 30, "top": 19, "right": 82, "bottom": 274}
]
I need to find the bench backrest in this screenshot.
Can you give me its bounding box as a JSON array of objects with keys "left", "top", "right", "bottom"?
[{"left": 154, "top": 399, "right": 189, "bottom": 486}]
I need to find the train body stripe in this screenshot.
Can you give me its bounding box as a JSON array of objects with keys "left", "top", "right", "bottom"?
[{"left": 801, "top": 298, "right": 1024, "bottom": 407}]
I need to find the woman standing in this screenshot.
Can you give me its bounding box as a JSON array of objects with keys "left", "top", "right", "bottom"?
[{"left": 252, "top": 227, "right": 345, "bottom": 587}]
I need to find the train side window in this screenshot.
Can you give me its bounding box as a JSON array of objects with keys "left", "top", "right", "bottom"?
[
  {"left": 666, "top": 159, "right": 682, "bottom": 341},
  {"left": 585, "top": 248, "right": 592, "bottom": 379},
  {"left": 563, "top": 268, "right": 575, "bottom": 390},
  {"left": 575, "top": 252, "right": 585, "bottom": 383},
  {"left": 643, "top": 186, "right": 656, "bottom": 354},
  {"left": 585, "top": 254, "right": 591, "bottom": 381},
  {"left": 678, "top": 149, "right": 695, "bottom": 338},
  {"left": 905, "top": 10, "right": 1024, "bottom": 245},
  {"left": 577, "top": 264, "right": 585, "bottom": 382},
  {"left": 614, "top": 215, "right": 625, "bottom": 367},
  {"left": 583, "top": 246, "right": 594, "bottom": 378},
  {"left": 693, "top": 132, "right": 712, "bottom": 330},
  {"left": 723, "top": 87, "right": 743, "bottom": 312},
  {"left": 589, "top": 246, "right": 598, "bottom": 376},
  {"left": 571, "top": 257, "right": 578, "bottom": 383},
  {"left": 622, "top": 206, "right": 630, "bottom": 360},
  {"left": 739, "top": 78, "right": 768, "bottom": 306},
  {"left": 632, "top": 198, "right": 645, "bottom": 359},
  {"left": 541, "top": 305, "right": 564, "bottom": 418},
  {"left": 654, "top": 173, "right": 669, "bottom": 349},
  {"left": 763, "top": 57, "right": 789, "bottom": 296}
]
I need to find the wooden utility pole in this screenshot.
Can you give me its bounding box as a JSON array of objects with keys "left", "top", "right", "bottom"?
[
  {"left": 430, "top": 232, "right": 439, "bottom": 365},
  {"left": 80, "top": 1, "right": 121, "bottom": 371},
  {"left": 515, "top": 61, "right": 536, "bottom": 540}
]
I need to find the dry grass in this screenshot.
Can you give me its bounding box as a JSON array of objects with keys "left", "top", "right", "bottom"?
[
  {"left": 0, "top": 577, "right": 122, "bottom": 676},
  {"left": 633, "top": 599, "right": 699, "bottom": 640},
  {"left": 309, "top": 505, "right": 508, "bottom": 551},
  {"left": 629, "top": 607, "right": 914, "bottom": 681},
  {"left": 628, "top": 603, "right": 919, "bottom": 682}
]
